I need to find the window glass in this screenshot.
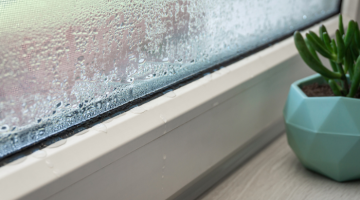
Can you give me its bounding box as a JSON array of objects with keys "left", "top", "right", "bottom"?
[{"left": 0, "top": 0, "right": 340, "bottom": 158}]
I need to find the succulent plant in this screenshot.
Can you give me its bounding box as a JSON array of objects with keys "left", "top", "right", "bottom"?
[{"left": 294, "top": 14, "right": 360, "bottom": 97}]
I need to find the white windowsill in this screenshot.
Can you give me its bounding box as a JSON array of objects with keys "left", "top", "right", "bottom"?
[{"left": 0, "top": 15, "right": 347, "bottom": 200}]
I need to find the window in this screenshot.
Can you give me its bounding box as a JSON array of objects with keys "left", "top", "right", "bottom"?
[{"left": 0, "top": 0, "right": 340, "bottom": 159}]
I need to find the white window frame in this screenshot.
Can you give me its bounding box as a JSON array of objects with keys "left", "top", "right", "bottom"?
[{"left": 0, "top": 1, "right": 358, "bottom": 199}]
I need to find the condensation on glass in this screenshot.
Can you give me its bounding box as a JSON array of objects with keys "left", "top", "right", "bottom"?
[{"left": 0, "top": 0, "right": 339, "bottom": 158}]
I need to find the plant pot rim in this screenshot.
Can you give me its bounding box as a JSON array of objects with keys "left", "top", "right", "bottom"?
[{"left": 292, "top": 73, "right": 360, "bottom": 102}]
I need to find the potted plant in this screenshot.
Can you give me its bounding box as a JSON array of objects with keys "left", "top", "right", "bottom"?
[{"left": 284, "top": 14, "right": 360, "bottom": 182}]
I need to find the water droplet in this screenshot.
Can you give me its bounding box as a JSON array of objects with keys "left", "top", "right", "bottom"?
[
  {"left": 32, "top": 150, "right": 47, "bottom": 159},
  {"left": 163, "top": 90, "right": 176, "bottom": 98},
  {"left": 47, "top": 139, "right": 67, "bottom": 148},
  {"left": 130, "top": 106, "right": 146, "bottom": 114},
  {"left": 77, "top": 56, "right": 85, "bottom": 61},
  {"left": 303, "top": 15, "right": 307, "bottom": 19},
  {"left": 146, "top": 74, "right": 154, "bottom": 79},
  {"left": 127, "top": 77, "right": 134, "bottom": 83},
  {"left": 92, "top": 123, "right": 107, "bottom": 133},
  {"left": 160, "top": 114, "right": 167, "bottom": 123},
  {"left": 162, "top": 57, "right": 169, "bottom": 62},
  {"left": 45, "top": 160, "right": 54, "bottom": 168},
  {"left": 0, "top": 125, "right": 9, "bottom": 131},
  {"left": 53, "top": 169, "right": 60, "bottom": 176},
  {"left": 163, "top": 155, "right": 167, "bottom": 160}
]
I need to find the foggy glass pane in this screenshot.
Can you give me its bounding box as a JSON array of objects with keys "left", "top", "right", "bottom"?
[{"left": 0, "top": 0, "right": 339, "bottom": 158}]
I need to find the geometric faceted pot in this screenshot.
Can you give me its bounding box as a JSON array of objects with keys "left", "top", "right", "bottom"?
[{"left": 284, "top": 74, "right": 360, "bottom": 182}]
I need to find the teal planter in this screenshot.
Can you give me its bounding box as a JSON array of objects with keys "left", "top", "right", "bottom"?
[{"left": 284, "top": 74, "right": 360, "bottom": 182}]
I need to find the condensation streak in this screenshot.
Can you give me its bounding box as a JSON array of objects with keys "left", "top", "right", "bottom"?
[{"left": 0, "top": 0, "right": 339, "bottom": 158}]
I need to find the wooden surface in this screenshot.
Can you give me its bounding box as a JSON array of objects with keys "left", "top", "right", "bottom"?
[{"left": 198, "top": 134, "right": 360, "bottom": 200}]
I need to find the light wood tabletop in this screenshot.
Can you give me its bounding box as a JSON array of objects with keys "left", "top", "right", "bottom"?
[{"left": 198, "top": 134, "right": 360, "bottom": 200}]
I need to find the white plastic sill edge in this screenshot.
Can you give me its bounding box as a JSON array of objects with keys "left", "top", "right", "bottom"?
[{"left": 0, "top": 15, "right": 347, "bottom": 200}]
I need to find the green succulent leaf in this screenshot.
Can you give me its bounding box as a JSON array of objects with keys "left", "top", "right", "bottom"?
[
  {"left": 322, "top": 32, "right": 333, "bottom": 53},
  {"left": 294, "top": 31, "right": 341, "bottom": 79},
  {"left": 339, "top": 14, "right": 345, "bottom": 36},
  {"left": 309, "top": 31, "right": 325, "bottom": 45},
  {"left": 344, "top": 20, "right": 356, "bottom": 49},
  {"left": 305, "top": 38, "right": 321, "bottom": 63},
  {"left": 344, "top": 48, "right": 354, "bottom": 79},
  {"left": 319, "top": 25, "right": 328, "bottom": 41},
  {"left": 336, "top": 63, "right": 349, "bottom": 94},
  {"left": 328, "top": 79, "right": 343, "bottom": 96},
  {"left": 330, "top": 60, "right": 338, "bottom": 72},
  {"left": 306, "top": 32, "right": 335, "bottom": 60},
  {"left": 348, "top": 56, "right": 360, "bottom": 97},
  {"left": 354, "top": 22, "right": 360, "bottom": 49},
  {"left": 336, "top": 29, "right": 345, "bottom": 63},
  {"left": 331, "top": 39, "right": 338, "bottom": 53},
  {"left": 351, "top": 43, "right": 359, "bottom": 60}
]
